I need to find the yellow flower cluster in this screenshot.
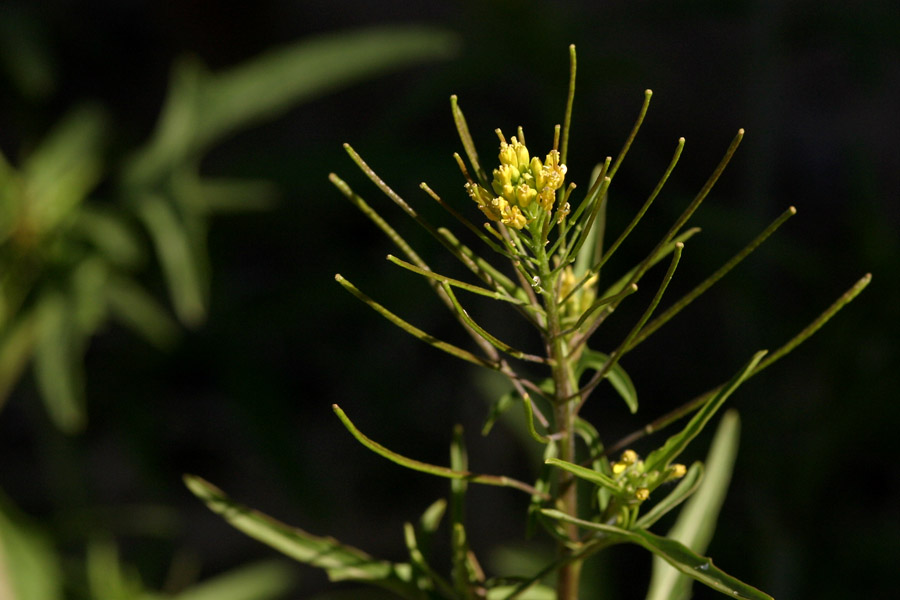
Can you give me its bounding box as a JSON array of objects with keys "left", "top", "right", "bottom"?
[
  {"left": 465, "top": 131, "right": 567, "bottom": 230},
  {"left": 611, "top": 449, "right": 686, "bottom": 504}
]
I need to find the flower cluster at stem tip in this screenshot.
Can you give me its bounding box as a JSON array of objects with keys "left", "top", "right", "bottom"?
[{"left": 465, "top": 130, "right": 568, "bottom": 229}]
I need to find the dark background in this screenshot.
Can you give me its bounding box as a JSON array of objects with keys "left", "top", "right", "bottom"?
[{"left": 1, "top": 0, "right": 897, "bottom": 598}]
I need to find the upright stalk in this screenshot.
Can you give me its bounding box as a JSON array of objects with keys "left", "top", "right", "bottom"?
[{"left": 539, "top": 246, "right": 582, "bottom": 600}]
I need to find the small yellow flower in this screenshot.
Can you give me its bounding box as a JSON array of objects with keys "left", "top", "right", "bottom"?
[{"left": 635, "top": 487, "right": 650, "bottom": 501}]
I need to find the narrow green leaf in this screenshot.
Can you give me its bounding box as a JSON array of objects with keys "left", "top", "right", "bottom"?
[
  {"left": 334, "top": 274, "right": 497, "bottom": 370},
  {"left": 634, "top": 462, "right": 703, "bottom": 529},
  {"left": 644, "top": 351, "right": 764, "bottom": 473},
  {"left": 540, "top": 510, "right": 772, "bottom": 600},
  {"left": 578, "top": 350, "right": 639, "bottom": 414},
  {"left": 632, "top": 528, "right": 771, "bottom": 600},
  {"left": 183, "top": 475, "right": 422, "bottom": 599},
  {"left": 333, "top": 405, "right": 546, "bottom": 498},
  {"left": 544, "top": 457, "right": 624, "bottom": 495},
  {"left": 34, "top": 293, "right": 86, "bottom": 433},
  {"left": 136, "top": 195, "right": 207, "bottom": 327},
  {"left": 647, "top": 411, "right": 741, "bottom": 600}
]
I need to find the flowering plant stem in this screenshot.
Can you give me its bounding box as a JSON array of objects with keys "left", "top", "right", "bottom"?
[{"left": 187, "top": 44, "right": 869, "bottom": 600}]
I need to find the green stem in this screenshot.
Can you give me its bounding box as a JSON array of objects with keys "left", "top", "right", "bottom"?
[{"left": 535, "top": 236, "right": 582, "bottom": 600}]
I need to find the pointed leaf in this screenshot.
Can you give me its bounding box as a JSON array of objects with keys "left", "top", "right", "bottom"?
[{"left": 183, "top": 475, "right": 422, "bottom": 598}]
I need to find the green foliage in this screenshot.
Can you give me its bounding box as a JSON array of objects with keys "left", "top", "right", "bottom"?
[
  {"left": 0, "top": 25, "right": 459, "bottom": 433},
  {"left": 0, "top": 24, "right": 459, "bottom": 600},
  {"left": 188, "top": 45, "right": 869, "bottom": 599}
]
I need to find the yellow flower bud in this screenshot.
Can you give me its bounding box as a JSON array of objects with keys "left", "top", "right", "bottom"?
[
  {"left": 635, "top": 487, "right": 650, "bottom": 501},
  {"left": 465, "top": 183, "right": 502, "bottom": 222},
  {"left": 501, "top": 204, "right": 528, "bottom": 229},
  {"left": 620, "top": 449, "right": 638, "bottom": 465},
  {"left": 539, "top": 186, "right": 556, "bottom": 211},
  {"left": 516, "top": 183, "right": 537, "bottom": 208}
]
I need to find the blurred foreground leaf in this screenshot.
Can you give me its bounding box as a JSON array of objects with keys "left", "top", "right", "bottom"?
[{"left": 0, "top": 488, "right": 63, "bottom": 600}]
